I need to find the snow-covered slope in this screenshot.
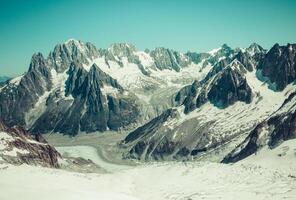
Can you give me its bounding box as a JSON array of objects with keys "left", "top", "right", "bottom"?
[{"left": 1, "top": 139, "right": 296, "bottom": 200}]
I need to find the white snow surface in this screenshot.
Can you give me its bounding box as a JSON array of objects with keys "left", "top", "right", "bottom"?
[
  {"left": 208, "top": 47, "right": 222, "bottom": 56},
  {"left": 1, "top": 139, "right": 296, "bottom": 200},
  {"left": 91, "top": 55, "right": 211, "bottom": 92},
  {"left": 56, "top": 146, "right": 131, "bottom": 172}
]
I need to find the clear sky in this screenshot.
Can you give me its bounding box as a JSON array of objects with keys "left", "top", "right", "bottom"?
[{"left": 1, "top": 0, "right": 296, "bottom": 76}]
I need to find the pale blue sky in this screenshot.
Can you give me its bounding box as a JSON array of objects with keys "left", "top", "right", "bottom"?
[{"left": 0, "top": 0, "right": 296, "bottom": 76}]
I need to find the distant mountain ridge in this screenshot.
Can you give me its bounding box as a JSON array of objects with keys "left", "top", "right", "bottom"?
[
  {"left": 0, "top": 39, "right": 243, "bottom": 134},
  {"left": 1, "top": 39, "right": 296, "bottom": 163}
]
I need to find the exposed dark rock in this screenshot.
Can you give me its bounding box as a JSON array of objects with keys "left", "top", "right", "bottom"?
[
  {"left": 0, "top": 53, "right": 52, "bottom": 127},
  {"left": 48, "top": 39, "right": 99, "bottom": 73},
  {"left": 123, "top": 108, "right": 178, "bottom": 144},
  {"left": 150, "top": 48, "right": 190, "bottom": 71},
  {"left": 0, "top": 121, "right": 61, "bottom": 168},
  {"left": 234, "top": 51, "right": 255, "bottom": 71},
  {"left": 30, "top": 63, "right": 140, "bottom": 135},
  {"left": 174, "top": 81, "right": 200, "bottom": 107},
  {"left": 246, "top": 43, "right": 266, "bottom": 56},
  {"left": 259, "top": 43, "right": 296, "bottom": 91},
  {"left": 207, "top": 67, "right": 252, "bottom": 108},
  {"left": 0, "top": 40, "right": 142, "bottom": 135},
  {"left": 185, "top": 52, "right": 210, "bottom": 64},
  {"left": 182, "top": 62, "right": 253, "bottom": 112}
]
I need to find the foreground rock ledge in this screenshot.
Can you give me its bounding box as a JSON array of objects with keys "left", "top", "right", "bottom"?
[{"left": 0, "top": 121, "right": 61, "bottom": 168}]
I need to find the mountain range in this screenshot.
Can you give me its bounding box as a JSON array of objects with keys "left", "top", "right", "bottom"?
[{"left": 0, "top": 39, "right": 295, "bottom": 163}]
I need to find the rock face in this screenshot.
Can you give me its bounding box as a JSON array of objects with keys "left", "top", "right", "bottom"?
[
  {"left": 206, "top": 65, "right": 252, "bottom": 108},
  {"left": 246, "top": 43, "right": 266, "bottom": 56},
  {"left": 182, "top": 59, "right": 253, "bottom": 113},
  {"left": 29, "top": 63, "right": 140, "bottom": 135},
  {"left": 150, "top": 48, "right": 191, "bottom": 72},
  {"left": 259, "top": 43, "right": 296, "bottom": 91},
  {"left": 0, "top": 121, "right": 61, "bottom": 168},
  {"left": 48, "top": 39, "right": 99, "bottom": 73},
  {"left": 121, "top": 109, "right": 179, "bottom": 160},
  {"left": 0, "top": 53, "right": 52, "bottom": 127}
]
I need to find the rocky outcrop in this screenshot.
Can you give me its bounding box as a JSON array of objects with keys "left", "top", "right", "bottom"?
[
  {"left": 246, "top": 43, "right": 266, "bottom": 56},
  {"left": 121, "top": 108, "right": 179, "bottom": 160},
  {"left": 150, "top": 48, "right": 190, "bottom": 72},
  {"left": 259, "top": 43, "right": 296, "bottom": 91},
  {"left": 123, "top": 108, "right": 178, "bottom": 144},
  {"left": 0, "top": 121, "right": 61, "bottom": 168},
  {"left": 182, "top": 60, "right": 253, "bottom": 113},
  {"left": 206, "top": 65, "right": 252, "bottom": 108},
  {"left": 185, "top": 52, "right": 210, "bottom": 65}
]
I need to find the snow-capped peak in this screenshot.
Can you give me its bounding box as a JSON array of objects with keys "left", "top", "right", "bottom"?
[
  {"left": 65, "top": 38, "right": 80, "bottom": 44},
  {"left": 64, "top": 39, "right": 86, "bottom": 53}
]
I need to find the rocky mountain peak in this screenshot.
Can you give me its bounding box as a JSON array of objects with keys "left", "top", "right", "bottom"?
[
  {"left": 234, "top": 51, "right": 256, "bottom": 71},
  {"left": 48, "top": 40, "right": 98, "bottom": 73},
  {"left": 207, "top": 44, "right": 234, "bottom": 65},
  {"left": 87, "top": 63, "right": 123, "bottom": 91},
  {"left": 246, "top": 43, "right": 266, "bottom": 56},
  {"left": 221, "top": 43, "right": 231, "bottom": 49},
  {"left": 28, "top": 52, "right": 47, "bottom": 72},
  {"left": 218, "top": 44, "right": 233, "bottom": 56},
  {"left": 260, "top": 43, "right": 296, "bottom": 91}
]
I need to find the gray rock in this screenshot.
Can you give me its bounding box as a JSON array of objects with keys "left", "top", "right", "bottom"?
[
  {"left": 0, "top": 121, "right": 61, "bottom": 168},
  {"left": 259, "top": 43, "right": 296, "bottom": 91},
  {"left": 150, "top": 47, "right": 190, "bottom": 71},
  {"left": 47, "top": 39, "right": 99, "bottom": 73},
  {"left": 0, "top": 53, "right": 52, "bottom": 127},
  {"left": 30, "top": 63, "right": 140, "bottom": 135}
]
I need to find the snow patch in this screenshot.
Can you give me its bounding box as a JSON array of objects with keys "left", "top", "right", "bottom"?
[
  {"left": 208, "top": 47, "right": 221, "bottom": 56},
  {"left": 9, "top": 75, "right": 23, "bottom": 86},
  {"left": 100, "top": 85, "right": 119, "bottom": 96}
]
